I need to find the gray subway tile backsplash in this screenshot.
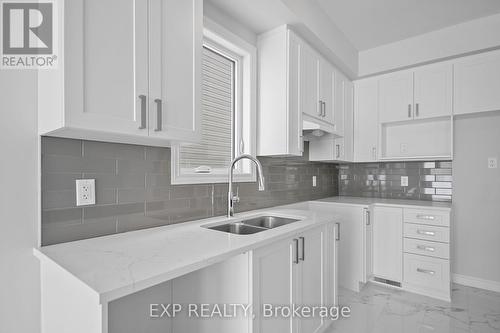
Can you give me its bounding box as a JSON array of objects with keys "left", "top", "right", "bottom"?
[
  {"left": 41, "top": 138, "right": 339, "bottom": 245},
  {"left": 338, "top": 161, "right": 452, "bottom": 202},
  {"left": 42, "top": 137, "right": 452, "bottom": 246}
]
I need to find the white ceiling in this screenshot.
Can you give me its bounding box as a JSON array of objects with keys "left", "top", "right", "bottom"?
[
  {"left": 316, "top": 0, "right": 500, "bottom": 50},
  {"left": 206, "top": 0, "right": 296, "bottom": 34}
]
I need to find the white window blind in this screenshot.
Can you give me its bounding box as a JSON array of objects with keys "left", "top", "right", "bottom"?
[{"left": 179, "top": 46, "right": 235, "bottom": 173}]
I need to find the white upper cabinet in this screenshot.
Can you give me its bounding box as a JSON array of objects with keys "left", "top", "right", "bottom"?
[
  {"left": 378, "top": 71, "right": 414, "bottom": 123},
  {"left": 309, "top": 73, "right": 353, "bottom": 163},
  {"left": 343, "top": 79, "right": 354, "bottom": 162},
  {"left": 319, "top": 58, "right": 335, "bottom": 124},
  {"left": 378, "top": 63, "right": 452, "bottom": 124},
  {"left": 301, "top": 42, "right": 322, "bottom": 121},
  {"left": 257, "top": 26, "right": 303, "bottom": 156},
  {"left": 334, "top": 71, "right": 347, "bottom": 135},
  {"left": 413, "top": 63, "right": 452, "bottom": 120},
  {"left": 454, "top": 49, "right": 500, "bottom": 116},
  {"left": 38, "top": 0, "right": 202, "bottom": 146},
  {"left": 353, "top": 78, "right": 379, "bottom": 162},
  {"left": 148, "top": 0, "right": 202, "bottom": 141}
]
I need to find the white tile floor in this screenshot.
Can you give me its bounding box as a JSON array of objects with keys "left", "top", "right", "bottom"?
[{"left": 325, "top": 283, "right": 500, "bottom": 333}]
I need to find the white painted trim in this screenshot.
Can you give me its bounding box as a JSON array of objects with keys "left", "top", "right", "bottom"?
[
  {"left": 171, "top": 17, "right": 257, "bottom": 185},
  {"left": 453, "top": 274, "right": 500, "bottom": 293}
]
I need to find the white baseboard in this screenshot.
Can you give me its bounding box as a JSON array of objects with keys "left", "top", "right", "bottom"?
[{"left": 452, "top": 274, "right": 500, "bottom": 293}]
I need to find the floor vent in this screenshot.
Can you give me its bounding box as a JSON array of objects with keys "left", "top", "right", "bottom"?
[{"left": 373, "top": 277, "right": 401, "bottom": 288}]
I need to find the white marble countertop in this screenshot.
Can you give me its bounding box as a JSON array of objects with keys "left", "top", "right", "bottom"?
[
  {"left": 34, "top": 196, "right": 451, "bottom": 304},
  {"left": 311, "top": 196, "right": 452, "bottom": 210},
  {"left": 34, "top": 206, "right": 336, "bottom": 304}
]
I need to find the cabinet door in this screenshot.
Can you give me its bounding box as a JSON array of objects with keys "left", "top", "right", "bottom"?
[
  {"left": 343, "top": 79, "right": 354, "bottom": 161},
  {"left": 148, "top": 0, "right": 202, "bottom": 141},
  {"left": 319, "top": 59, "right": 335, "bottom": 125},
  {"left": 288, "top": 30, "right": 304, "bottom": 155},
  {"left": 65, "top": 0, "right": 149, "bottom": 136},
  {"left": 354, "top": 79, "right": 379, "bottom": 162},
  {"left": 454, "top": 50, "right": 500, "bottom": 115},
  {"left": 300, "top": 227, "right": 326, "bottom": 333},
  {"left": 372, "top": 206, "right": 403, "bottom": 282},
  {"left": 414, "top": 63, "right": 452, "bottom": 119},
  {"left": 252, "top": 239, "right": 295, "bottom": 333},
  {"left": 301, "top": 43, "right": 321, "bottom": 120},
  {"left": 378, "top": 71, "right": 413, "bottom": 123},
  {"left": 334, "top": 71, "right": 346, "bottom": 135}
]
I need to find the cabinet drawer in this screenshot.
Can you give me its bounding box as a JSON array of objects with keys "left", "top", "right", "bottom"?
[
  {"left": 404, "top": 238, "right": 449, "bottom": 259},
  {"left": 404, "top": 208, "right": 450, "bottom": 227},
  {"left": 404, "top": 224, "right": 449, "bottom": 243},
  {"left": 404, "top": 253, "right": 450, "bottom": 292}
]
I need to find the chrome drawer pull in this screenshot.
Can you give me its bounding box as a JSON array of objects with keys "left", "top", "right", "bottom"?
[
  {"left": 293, "top": 239, "right": 299, "bottom": 264},
  {"left": 417, "top": 268, "right": 435, "bottom": 275},
  {"left": 416, "top": 214, "right": 435, "bottom": 220},
  {"left": 417, "top": 245, "right": 435, "bottom": 252},
  {"left": 417, "top": 230, "right": 435, "bottom": 236},
  {"left": 154, "top": 99, "right": 162, "bottom": 131},
  {"left": 138, "top": 95, "right": 147, "bottom": 129}
]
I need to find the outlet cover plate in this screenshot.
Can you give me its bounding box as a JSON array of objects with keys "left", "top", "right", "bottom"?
[
  {"left": 76, "top": 179, "right": 96, "bottom": 206},
  {"left": 401, "top": 176, "right": 409, "bottom": 187},
  {"left": 488, "top": 157, "right": 498, "bottom": 169}
]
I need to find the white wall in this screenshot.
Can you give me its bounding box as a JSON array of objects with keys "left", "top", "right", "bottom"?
[
  {"left": 0, "top": 71, "right": 41, "bottom": 332},
  {"left": 453, "top": 111, "right": 500, "bottom": 287},
  {"left": 359, "top": 13, "right": 500, "bottom": 76},
  {"left": 204, "top": 1, "right": 258, "bottom": 46}
]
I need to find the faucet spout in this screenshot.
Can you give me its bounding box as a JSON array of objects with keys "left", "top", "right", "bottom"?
[{"left": 227, "top": 154, "right": 265, "bottom": 218}]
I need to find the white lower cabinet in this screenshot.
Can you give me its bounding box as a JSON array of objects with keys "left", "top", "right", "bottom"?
[
  {"left": 308, "top": 203, "right": 371, "bottom": 292},
  {"left": 252, "top": 237, "right": 296, "bottom": 333},
  {"left": 403, "top": 209, "right": 451, "bottom": 301},
  {"left": 371, "top": 205, "right": 451, "bottom": 301},
  {"left": 252, "top": 225, "right": 333, "bottom": 333},
  {"left": 372, "top": 206, "right": 403, "bottom": 282}
]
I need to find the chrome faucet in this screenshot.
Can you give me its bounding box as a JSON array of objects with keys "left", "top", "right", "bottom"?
[{"left": 227, "top": 154, "right": 265, "bottom": 218}]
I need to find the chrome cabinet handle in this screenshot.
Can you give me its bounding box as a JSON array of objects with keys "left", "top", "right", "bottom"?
[
  {"left": 154, "top": 99, "right": 162, "bottom": 131},
  {"left": 365, "top": 208, "right": 371, "bottom": 225},
  {"left": 416, "top": 214, "right": 435, "bottom": 220},
  {"left": 336, "top": 144, "right": 340, "bottom": 158},
  {"left": 417, "top": 268, "right": 435, "bottom": 275},
  {"left": 372, "top": 147, "right": 377, "bottom": 160},
  {"left": 415, "top": 103, "right": 419, "bottom": 117},
  {"left": 322, "top": 101, "right": 326, "bottom": 117},
  {"left": 138, "top": 95, "right": 147, "bottom": 129},
  {"left": 299, "top": 236, "right": 305, "bottom": 261},
  {"left": 318, "top": 100, "right": 323, "bottom": 116},
  {"left": 293, "top": 239, "right": 299, "bottom": 264},
  {"left": 408, "top": 104, "right": 412, "bottom": 118},
  {"left": 417, "top": 230, "right": 435, "bottom": 236},
  {"left": 417, "top": 245, "right": 435, "bottom": 252},
  {"left": 335, "top": 223, "right": 340, "bottom": 241}
]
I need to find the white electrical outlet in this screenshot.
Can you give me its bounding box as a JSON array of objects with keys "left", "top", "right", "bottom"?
[
  {"left": 400, "top": 143, "right": 408, "bottom": 154},
  {"left": 312, "top": 176, "right": 317, "bottom": 187},
  {"left": 488, "top": 157, "right": 498, "bottom": 169},
  {"left": 76, "top": 179, "right": 96, "bottom": 206},
  {"left": 401, "top": 176, "right": 409, "bottom": 187}
]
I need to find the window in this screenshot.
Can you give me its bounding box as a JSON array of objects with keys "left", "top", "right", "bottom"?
[{"left": 171, "top": 19, "right": 256, "bottom": 184}]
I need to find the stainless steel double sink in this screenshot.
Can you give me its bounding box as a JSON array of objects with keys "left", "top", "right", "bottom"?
[{"left": 205, "top": 215, "right": 301, "bottom": 235}]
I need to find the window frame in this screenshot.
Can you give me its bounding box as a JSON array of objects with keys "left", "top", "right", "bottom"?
[{"left": 171, "top": 17, "right": 257, "bottom": 185}]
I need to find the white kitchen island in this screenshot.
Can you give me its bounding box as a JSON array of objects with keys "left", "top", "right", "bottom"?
[{"left": 34, "top": 207, "right": 340, "bottom": 333}]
